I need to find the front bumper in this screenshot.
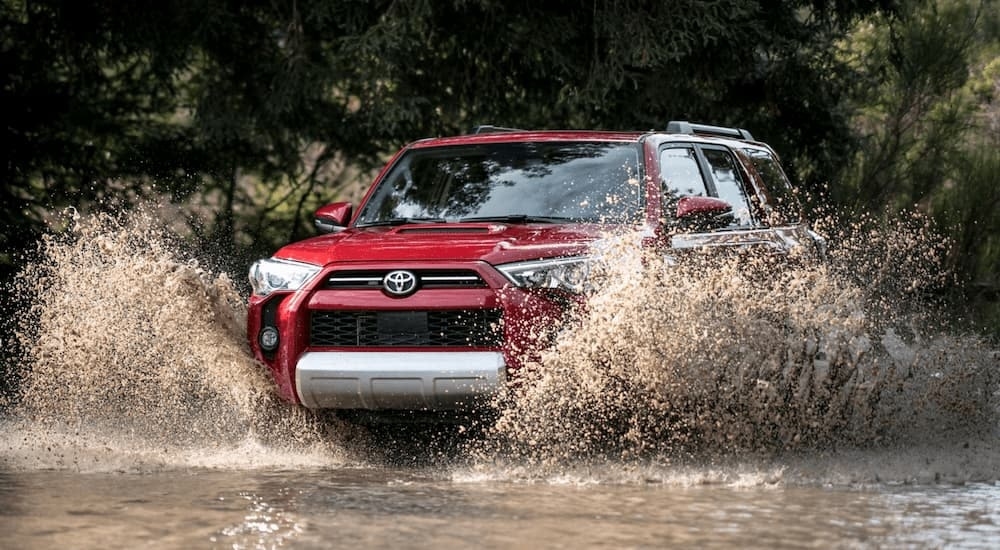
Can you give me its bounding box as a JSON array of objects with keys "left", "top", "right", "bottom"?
[
  {"left": 295, "top": 350, "right": 506, "bottom": 409},
  {"left": 248, "top": 259, "right": 572, "bottom": 410}
]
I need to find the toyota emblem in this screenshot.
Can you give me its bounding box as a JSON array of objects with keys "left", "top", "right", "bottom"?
[{"left": 382, "top": 270, "right": 418, "bottom": 296}]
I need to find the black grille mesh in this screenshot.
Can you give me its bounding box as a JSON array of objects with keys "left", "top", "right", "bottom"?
[{"left": 310, "top": 309, "right": 503, "bottom": 347}]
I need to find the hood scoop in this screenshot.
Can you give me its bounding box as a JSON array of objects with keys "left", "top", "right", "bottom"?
[{"left": 395, "top": 225, "right": 494, "bottom": 234}]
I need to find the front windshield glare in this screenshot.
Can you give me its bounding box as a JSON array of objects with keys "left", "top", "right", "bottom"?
[{"left": 355, "top": 142, "right": 642, "bottom": 225}]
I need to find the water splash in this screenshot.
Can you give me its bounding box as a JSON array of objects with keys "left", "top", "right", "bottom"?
[
  {"left": 2, "top": 206, "right": 997, "bottom": 486},
  {"left": 473, "top": 214, "right": 1000, "bottom": 476},
  {"left": 1, "top": 208, "right": 353, "bottom": 471}
]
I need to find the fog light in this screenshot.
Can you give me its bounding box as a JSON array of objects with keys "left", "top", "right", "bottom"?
[{"left": 259, "top": 326, "right": 279, "bottom": 351}]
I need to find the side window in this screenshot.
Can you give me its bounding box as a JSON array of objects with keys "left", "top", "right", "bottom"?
[
  {"left": 702, "top": 148, "right": 754, "bottom": 227},
  {"left": 659, "top": 147, "right": 707, "bottom": 200},
  {"left": 659, "top": 144, "right": 757, "bottom": 229},
  {"left": 744, "top": 148, "right": 801, "bottom": 224}
]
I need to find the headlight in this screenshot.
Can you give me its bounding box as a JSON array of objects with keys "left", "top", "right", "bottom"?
[
  {"left": 249, "top": 258, "right": 322, "bottom": 297},
  {"left": 496, "top": 257, "right": 591, "bottom": 293}
]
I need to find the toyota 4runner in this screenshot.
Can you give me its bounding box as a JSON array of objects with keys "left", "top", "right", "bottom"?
[{"left": 247, "top": 121, "right": 824, "bottom": 413}]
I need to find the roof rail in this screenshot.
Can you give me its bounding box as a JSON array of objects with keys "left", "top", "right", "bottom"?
[
  {"left": 470, "top": 125, "right": 524, "bottom": 134},
  {"left": 666, "top": 120, "right": 754, "bottom": 141}
]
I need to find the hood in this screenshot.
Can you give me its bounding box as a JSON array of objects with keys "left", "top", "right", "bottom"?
[{"left": 273, "top": 222, "right": 606, "bottom": 267}]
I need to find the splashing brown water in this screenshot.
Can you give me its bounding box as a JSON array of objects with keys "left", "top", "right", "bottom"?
[
  {"left": 1, "top": 209, "right": 352, "bottom": 471},
  {"left": 1, "top": 208, "right": 997, "bottom": 483},
  {"left": 475, "top": 214, "right": 1000, "bottom": 470}
]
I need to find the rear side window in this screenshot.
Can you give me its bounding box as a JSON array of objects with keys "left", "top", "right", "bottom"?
[{"left": 744, "top": 148, "right": 801, "bottom": 224}]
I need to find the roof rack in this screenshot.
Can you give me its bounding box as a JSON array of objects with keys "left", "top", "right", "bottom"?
[
  {"left": 666, "top": 121, "right": 754, "bottom": 141},
  {"left": 470, "top": 125, "right": 524, "bottom": 134}
]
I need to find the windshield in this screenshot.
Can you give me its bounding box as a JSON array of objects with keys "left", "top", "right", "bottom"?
[{"left": 355, "top": 141, "right": 643, "bottom": 226}]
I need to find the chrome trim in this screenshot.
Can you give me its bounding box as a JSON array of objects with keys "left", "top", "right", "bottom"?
[
  {"left": 421, "top": 275, "right": 480, "bottom": 282},
  {"left": 325, "top": 270, "right": 486, "bottom": 289},
  {"left": 671, "top": 228, "right": 786, "bottom": 250},
  {"left": 295, "top": 351, "right": 505, "bottom": 410},
  {"left": 670, "top": 224, "right": 823, "bottom": 255}
]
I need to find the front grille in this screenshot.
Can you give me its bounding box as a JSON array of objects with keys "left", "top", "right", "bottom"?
[
  {"left": 324, "top": 269, "right": 486, "bottom": 290},
  {"left": 310, "top": 309, "right": 503, "bottom": 347}
]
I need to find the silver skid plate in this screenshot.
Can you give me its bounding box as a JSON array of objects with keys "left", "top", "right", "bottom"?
[{"left": 295, "top": 351, "right": 506, "bottom": 410}]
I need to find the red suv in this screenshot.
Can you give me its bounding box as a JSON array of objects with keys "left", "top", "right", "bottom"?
[{"left": 247, "top": 122, "right": 823, "bottom": 413}]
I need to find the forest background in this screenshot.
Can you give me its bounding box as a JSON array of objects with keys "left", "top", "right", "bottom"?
[{"left": 1, "top": 0, "right": 998, "bottom": 349}]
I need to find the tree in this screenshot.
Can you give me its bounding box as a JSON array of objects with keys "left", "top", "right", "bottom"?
[
  {"left": 839, "top": 0, "right": 1000, "bottom": 334},
  {"left": 3, "top": 1, "right": 895, "bottom": 274}
]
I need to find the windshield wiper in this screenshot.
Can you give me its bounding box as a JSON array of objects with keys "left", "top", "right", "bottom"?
[
  {"left": 458, "top": 215, "right": 577, "bottom": 224},
  {"left": 356, "top": 217, "right": 448, "bottom": 228}
]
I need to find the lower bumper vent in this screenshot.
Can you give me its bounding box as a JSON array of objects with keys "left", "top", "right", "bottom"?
[{"left": 310, "top": 309, "right": 503, "bottom": 347}]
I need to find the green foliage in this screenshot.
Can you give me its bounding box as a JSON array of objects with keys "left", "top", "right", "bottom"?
[
  {"left": 933, "top": 145, "right": 1000, "bottom": 335},
  {"left": 1, "top": 1, "right": 200, "bottom": 265},
  {"left": 3, "top": 0, "right": 891, "bottom": 265},
  {"left": 839, "top": 0, "right": 1000, "bottom": 337},
  {"left": 840, "top": 0, "right": 986, "bottom": 210},
  {"left": 3, "top": 0, "right": 996, "bottom": 338},
  {"left": 336, "top": 0, "right": 886, "bottom": 191}
]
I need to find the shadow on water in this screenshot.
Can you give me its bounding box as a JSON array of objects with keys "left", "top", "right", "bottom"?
[{"left": 325, "top": 410, "right": 497, "bottom": 468}]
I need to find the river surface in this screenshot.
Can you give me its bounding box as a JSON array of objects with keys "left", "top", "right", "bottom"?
[
  {"left": 3, "top": 454, "right": 1000, "bottom": 549},
  {"left": 2, "top": 211, "right": 999, "bottom": 548}
]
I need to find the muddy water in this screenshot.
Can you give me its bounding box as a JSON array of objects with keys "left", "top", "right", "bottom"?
[
  {"left": 3, "top": 467, "right": 1000, "bottom": 549},
  {"left": 2, "top": 210, "right": 1000, "bottom": 548}
]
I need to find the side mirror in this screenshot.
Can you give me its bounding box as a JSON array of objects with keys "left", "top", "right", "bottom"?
[
  {"left": 675, "top": 196, "right": 734, "bottom": 231},
  {"left": 314, "top": 202, "right": 353, "bottom": 234}
]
